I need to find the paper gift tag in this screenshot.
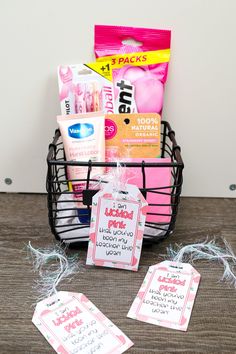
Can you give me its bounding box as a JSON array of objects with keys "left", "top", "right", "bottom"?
[
  {"left": 33, "top": 291, "right": 133, "bottom": 353},
  {"left": 86, "top": 182, "right": 147, "bottom": 271},
  {"left": 127, "top": 261, "right": 200, "bottom": 331}
]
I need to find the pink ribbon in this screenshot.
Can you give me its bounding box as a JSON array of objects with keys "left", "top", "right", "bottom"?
[{"left": 58, "top": 66, "right": 74, "bottom": 101}]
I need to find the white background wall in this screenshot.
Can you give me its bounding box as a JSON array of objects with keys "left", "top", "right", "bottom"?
[{"left": 0, "top": 0, "right": 235, "bottom": 197}]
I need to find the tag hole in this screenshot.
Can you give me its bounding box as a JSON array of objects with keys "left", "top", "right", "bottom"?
[
  {"left": 47, "top": 298, "right": 60, "bottom": 307},
  {"left": 77, "top": 69, "right": 92, "bottom": 75},
  {"left": 122, "top": 38, "right": 143, "bottom": 47},
  {"left": 124, "top": 118, "right": 130, "bottom": 125},
  {"left": 170, "top": 265, "right": 183, "bottom": 270}
]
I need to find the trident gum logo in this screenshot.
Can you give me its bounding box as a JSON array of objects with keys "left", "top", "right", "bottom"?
[{"left": 116, "top": 79, "right": 136, "bottom": 114}]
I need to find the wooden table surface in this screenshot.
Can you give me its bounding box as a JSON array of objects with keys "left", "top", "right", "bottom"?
[{"left": 0, "top": 194, "right": 235, "bottom": 354}]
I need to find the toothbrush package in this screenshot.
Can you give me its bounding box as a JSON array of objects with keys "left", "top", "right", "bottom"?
[
  {"left": 58, "top": 62, "right": 115, "bottom": 115},
  {"left": 95, "top": 25, "right": 171, "bottom": 115}
]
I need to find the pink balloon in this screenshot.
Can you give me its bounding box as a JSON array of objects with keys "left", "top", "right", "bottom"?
[
  {"left": 123, "top": 66, "right": 146, "bottom": 83},
  {"left": 134, "top": 75, "right": 164, "bottom": 113}
]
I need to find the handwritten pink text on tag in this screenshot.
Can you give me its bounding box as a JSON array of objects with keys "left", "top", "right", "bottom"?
[
  {"left": 127, "top": 261, "right": 200, "bottom": 331},
  {"left": 33, "top": 291, "right": 133, "bottom": 354},
  {"left": 86, "top": 183, "right": 147, "bottom": 271}
]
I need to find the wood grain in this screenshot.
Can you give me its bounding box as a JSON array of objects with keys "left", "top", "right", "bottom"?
[{"left": 0, "top": 194, "right": 235, "bottom": 353}]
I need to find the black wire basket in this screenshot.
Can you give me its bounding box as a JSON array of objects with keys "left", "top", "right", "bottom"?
[{"left": 47, "top": 121, "right": 184, "bottom": 244}]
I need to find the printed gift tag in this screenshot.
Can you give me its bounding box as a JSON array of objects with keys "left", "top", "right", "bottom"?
[
  {"left": 33, "top": 291, "right": 133, "bottom": 354},
  {"left": 127, "top": 261, "right": 200, "bottom": 331},
  {"left": 86, "top": 182, "right": 147, "bottom": 271}
]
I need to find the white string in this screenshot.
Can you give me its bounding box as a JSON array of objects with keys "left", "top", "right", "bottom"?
[
  {"left": 27, "top": 242, "right": 80, "bottom": 301},
  {"left": 91, "top": 160, "right": 139, "bottom": 200},
  {"left": 166, "top": 238, "right": 236, "bottom": 287}
]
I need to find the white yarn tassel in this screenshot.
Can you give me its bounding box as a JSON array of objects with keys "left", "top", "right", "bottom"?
[
  {"left": 27, "top": 242, "right": 80, "bottom": 301},
  {"left": 166, "top": 239, "right": 236, "bottom": 287}
]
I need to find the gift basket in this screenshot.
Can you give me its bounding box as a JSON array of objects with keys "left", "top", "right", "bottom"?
[
  {"left": 47, "top": 120, "right": 183, "bottom": 244},
  {"left": 46, "top": 24, "right": 184, "bottom": 244}
]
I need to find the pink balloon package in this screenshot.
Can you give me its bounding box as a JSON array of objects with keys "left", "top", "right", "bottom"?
[{"left": 95, "top": 25, "right": 171, "bottom": 115}]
